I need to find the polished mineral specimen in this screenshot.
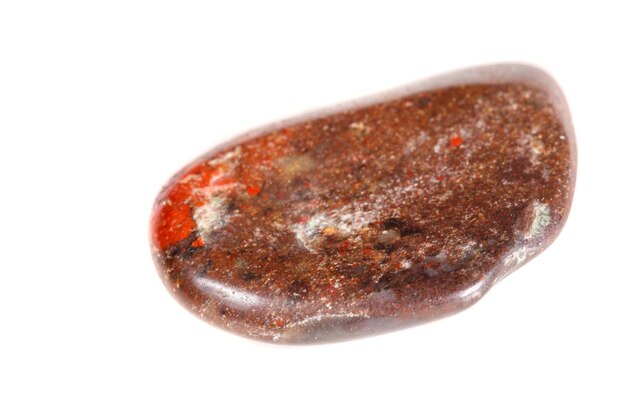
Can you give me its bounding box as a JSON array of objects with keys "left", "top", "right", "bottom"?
[{"left": 150, "top": 64, "right": 576, "bottom": 343}]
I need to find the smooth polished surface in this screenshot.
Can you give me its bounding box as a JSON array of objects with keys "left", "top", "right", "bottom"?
[{"left": 150, "top": 64, "right": 576, "bottom": 343}]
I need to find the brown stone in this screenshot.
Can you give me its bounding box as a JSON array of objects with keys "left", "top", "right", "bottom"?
[{"left": 150, "top": 64, "right": 576, "bottom": 343}]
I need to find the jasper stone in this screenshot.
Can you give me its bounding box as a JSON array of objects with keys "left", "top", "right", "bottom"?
[{"left": 150, "top": 64, "right": 576, "bottom": 343}]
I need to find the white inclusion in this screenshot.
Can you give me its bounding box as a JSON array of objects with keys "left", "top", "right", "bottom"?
[
  {"left": 291, "top": 213, "right": 329, "bottom": 251},
  {"left": 527, "top": 202, "right": 551, "bottom": 239},
  {"left": 460, "top": 240, "right": 477, "bottom": 252},
  {"left": 193, "top": 197, "right": 230, "bottom": 239},
  {"left": 196, "top": 276, "right": 263, "bottom": 310},
  {"left": 404, "top": 132, "right": 429, "bottom": 154},
  {"left": 291, "top": 207, "right": 377, "bottom": 252},
  {"left": 180, "top": 173, "right": 202, "bottom": 184},
  {"left": 291, "top": 183, "right": 418, "bottom": 253},
  {"left": 283, "top": 312, "right": 370, "bottom": 329},
  {"left": 503, "top": 202, "right": 551, "bottom": 269},
  {"left": 208, "top": 146, "right": 242, "bottom": 166},
  {"left": 191, "top": 148, "right": 243, "bottom": 239}
]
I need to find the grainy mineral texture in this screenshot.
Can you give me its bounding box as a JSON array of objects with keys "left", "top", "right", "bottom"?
[{"left": 150, "top": 64, "right": 576, "bottom": 343}]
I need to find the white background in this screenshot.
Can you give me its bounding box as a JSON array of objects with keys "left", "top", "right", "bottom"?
[{"left": 1, "top": 1, "right": 624, "bottom": 415}]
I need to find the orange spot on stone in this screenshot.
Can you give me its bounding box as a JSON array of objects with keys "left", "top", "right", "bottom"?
[
  {"left": 450, "top": 136, "right": 463, "bottom": 147},
  {"left": 191, "top": 236, "right": 205, "bottom": 248},
  {"left": 246, "top": 185, "right": 262, "bottom": 196},
  {"left": 437, "top": 175, "right": 443, "bottom": 181}
]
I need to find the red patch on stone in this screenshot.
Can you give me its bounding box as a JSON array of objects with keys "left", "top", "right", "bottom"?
[
  {"left": 152, "top": 203, "right": 195, "bottom": 251},
  {"left": 338, "top": 240, "right": 351, "bottom": 253},
  {"left": 246, "top": 185, "right": 262, "bottom": 196},
  {"left": 450, "top": 136, "right": 463, "bottom": 147},
  {"left": 191, "top": 236, "right": 205, "bottom": 248},
  {"left": 151, "top": 164, "right": 221, "bottom": 250}
]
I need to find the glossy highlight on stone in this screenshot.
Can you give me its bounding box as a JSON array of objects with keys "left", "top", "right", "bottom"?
[{"left": 150, "top": 64, "right": 576, "bottom": 343}]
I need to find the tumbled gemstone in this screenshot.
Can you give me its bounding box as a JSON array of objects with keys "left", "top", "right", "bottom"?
[{"left": 150, "top": 64, "right": 576, "bottom": 343}]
